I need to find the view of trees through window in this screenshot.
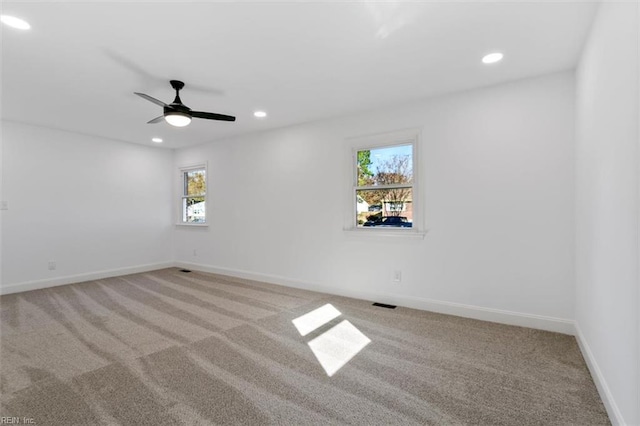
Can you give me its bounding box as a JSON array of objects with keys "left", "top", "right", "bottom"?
[
  {"left": 183, "top": 169, "right": 206, "bottom": 223},
  {"left": 356, "top": 144, "right": 413, "bottom": 227}
]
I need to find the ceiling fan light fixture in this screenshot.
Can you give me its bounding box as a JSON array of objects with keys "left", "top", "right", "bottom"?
[{"left": 165, "top": 111, "right": 192, "bottom": 127}]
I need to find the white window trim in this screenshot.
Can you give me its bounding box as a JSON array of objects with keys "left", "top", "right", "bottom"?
[
  {"left": 176, "top": 162, "right": 208, "bottom": 227},
  {"left": 344, "top": 128, "right": 426, "bottom": 238}
]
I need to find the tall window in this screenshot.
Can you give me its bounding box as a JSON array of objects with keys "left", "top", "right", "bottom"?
[
  {"left": 180, "top": 165, "right": 207, "bottom": 224},
  {"left": 348, "top": 129, "right": 421, "bottom": 233}
]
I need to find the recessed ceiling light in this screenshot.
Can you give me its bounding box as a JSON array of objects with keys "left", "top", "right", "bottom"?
[
  {"left": 482, "top": 52, "right": 504, "bottom": 64},
  {"left": 1, "top": 15, "right": 31, "bottom": 30},
  {"left": 253, "top": 111, "right": 267, "bottom": 118},
  {"left": 152, "top": 137, "right": 163, "bottom": 143}
]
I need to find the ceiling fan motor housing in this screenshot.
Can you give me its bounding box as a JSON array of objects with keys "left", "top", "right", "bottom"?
[{"left": 165, "top": 104, "right": 190, "bottom": 115}]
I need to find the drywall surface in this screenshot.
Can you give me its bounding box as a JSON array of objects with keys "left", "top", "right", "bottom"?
[
  {"left": 175, "top": 71, "right": 575, "bottom": 328},
  {"left": 1, "top": 122, "right": 174, "bottom": 290},
  {"left": 575, "top": 2, "right": 639, "bottom": 425},
  {"left": 0, "top": 120, "right": 3, "bottom": 287}
]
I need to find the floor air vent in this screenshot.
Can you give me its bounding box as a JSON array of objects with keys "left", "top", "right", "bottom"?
[
  {"left": 180, "top": 269, "right": 192, "bottom": 273},
  {"left": 372, "top": 302, "right": 397, "bottom": 309}
]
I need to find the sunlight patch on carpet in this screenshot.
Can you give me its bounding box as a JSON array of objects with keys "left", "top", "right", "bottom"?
[
  {"left": 291, "top": 303, "right": 341, "bottom": 337},
  {"left": 307, "top": 320, "right": 371, "bottom": 377}
]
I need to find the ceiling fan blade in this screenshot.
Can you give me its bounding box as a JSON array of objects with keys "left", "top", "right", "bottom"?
[
  {"left": 191, "top": 111, "right": 236, "bottom": 122},
  {"left": 134, "top": 92, "right": 168, "bottom": 107},
  {"left": 147, "top": 115, "right": 165, "bottom": 124}
]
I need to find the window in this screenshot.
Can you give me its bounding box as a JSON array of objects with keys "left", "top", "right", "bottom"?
[
  {"left": 179, "top": 165, "right": 207, "bottom": 224},
  {"left": 347, "top": 129, "right": 423, "bottom": 235}
]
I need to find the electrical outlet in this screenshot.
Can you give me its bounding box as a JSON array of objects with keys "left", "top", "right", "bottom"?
[
  {"left": 0, "top": 201, "right": 7, "bottom": 210},
  {"left": 48, "top": 261, "right": 56, "bottom": 271},
  {"left": 193, "top": 249, "right": 197, "bottom": 257},
  {"left": 393, "top": 270, "right": 402, "bottom": 282}
]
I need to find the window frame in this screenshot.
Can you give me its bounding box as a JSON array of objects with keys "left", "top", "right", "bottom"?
[
  {"left": 177, "top": 163, "right": 208, "bottom": 227},
  {"left": 345, "top": 128, "right": 425, "bottom": 238}
]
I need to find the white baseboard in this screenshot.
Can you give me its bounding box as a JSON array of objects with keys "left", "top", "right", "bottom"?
[
  {"left": 175, "top": 261, "right": 576, "bottom": 335},
  {"left": 0, "top": 261, "right": 174, "bottom": 295},
  {"left": 574, "top": 324, "right": 625, "bottom": 426},
  {"left": 3, "top": 260, "right": 576, "bottom": 335}
]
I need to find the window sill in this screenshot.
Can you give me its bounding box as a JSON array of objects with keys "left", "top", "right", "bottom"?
[
  {"left": 343, "top": 227, "right": 427, "bottom": 239},
  {"left": 175, "top": 223, "right": 209, "bottom": 227}
]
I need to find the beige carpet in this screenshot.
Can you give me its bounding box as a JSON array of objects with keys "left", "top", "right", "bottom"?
[{"left": 0, "top": 268, "right": 609, "bottom": 425}]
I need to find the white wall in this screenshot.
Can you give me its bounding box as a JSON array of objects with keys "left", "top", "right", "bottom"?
[
  {"left": 575, "top": 2, "right": 639, "bottom": 425},
  {"left": 1, "top": 122, "right": 174, "bottom": 293},
  {"left": 174, "top": 71, "right": 576, "bottom": 332},
  {"left": 0, "top": 125, "right": 3, "bottom": 289}
]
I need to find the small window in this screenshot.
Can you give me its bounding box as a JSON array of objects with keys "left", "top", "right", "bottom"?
[
  {"left": 180, "top": 165, "right": 207, "bottom": 224},
  {"left": 347, "top": 129, "right": 422, "bottom": 234}
]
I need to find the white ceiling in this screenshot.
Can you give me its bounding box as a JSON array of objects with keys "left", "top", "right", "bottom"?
[{"left": 1, "top": 1, "right": 597, "bottom": 149}]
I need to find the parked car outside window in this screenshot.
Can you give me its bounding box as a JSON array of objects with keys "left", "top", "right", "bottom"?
[{"left": 363, "top": 216, "right": 412, "bottom": 228}]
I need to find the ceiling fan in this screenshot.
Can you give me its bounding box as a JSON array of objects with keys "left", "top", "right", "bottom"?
[{"left": 134, "top": 80, "right": 235, "bottom": 127}]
